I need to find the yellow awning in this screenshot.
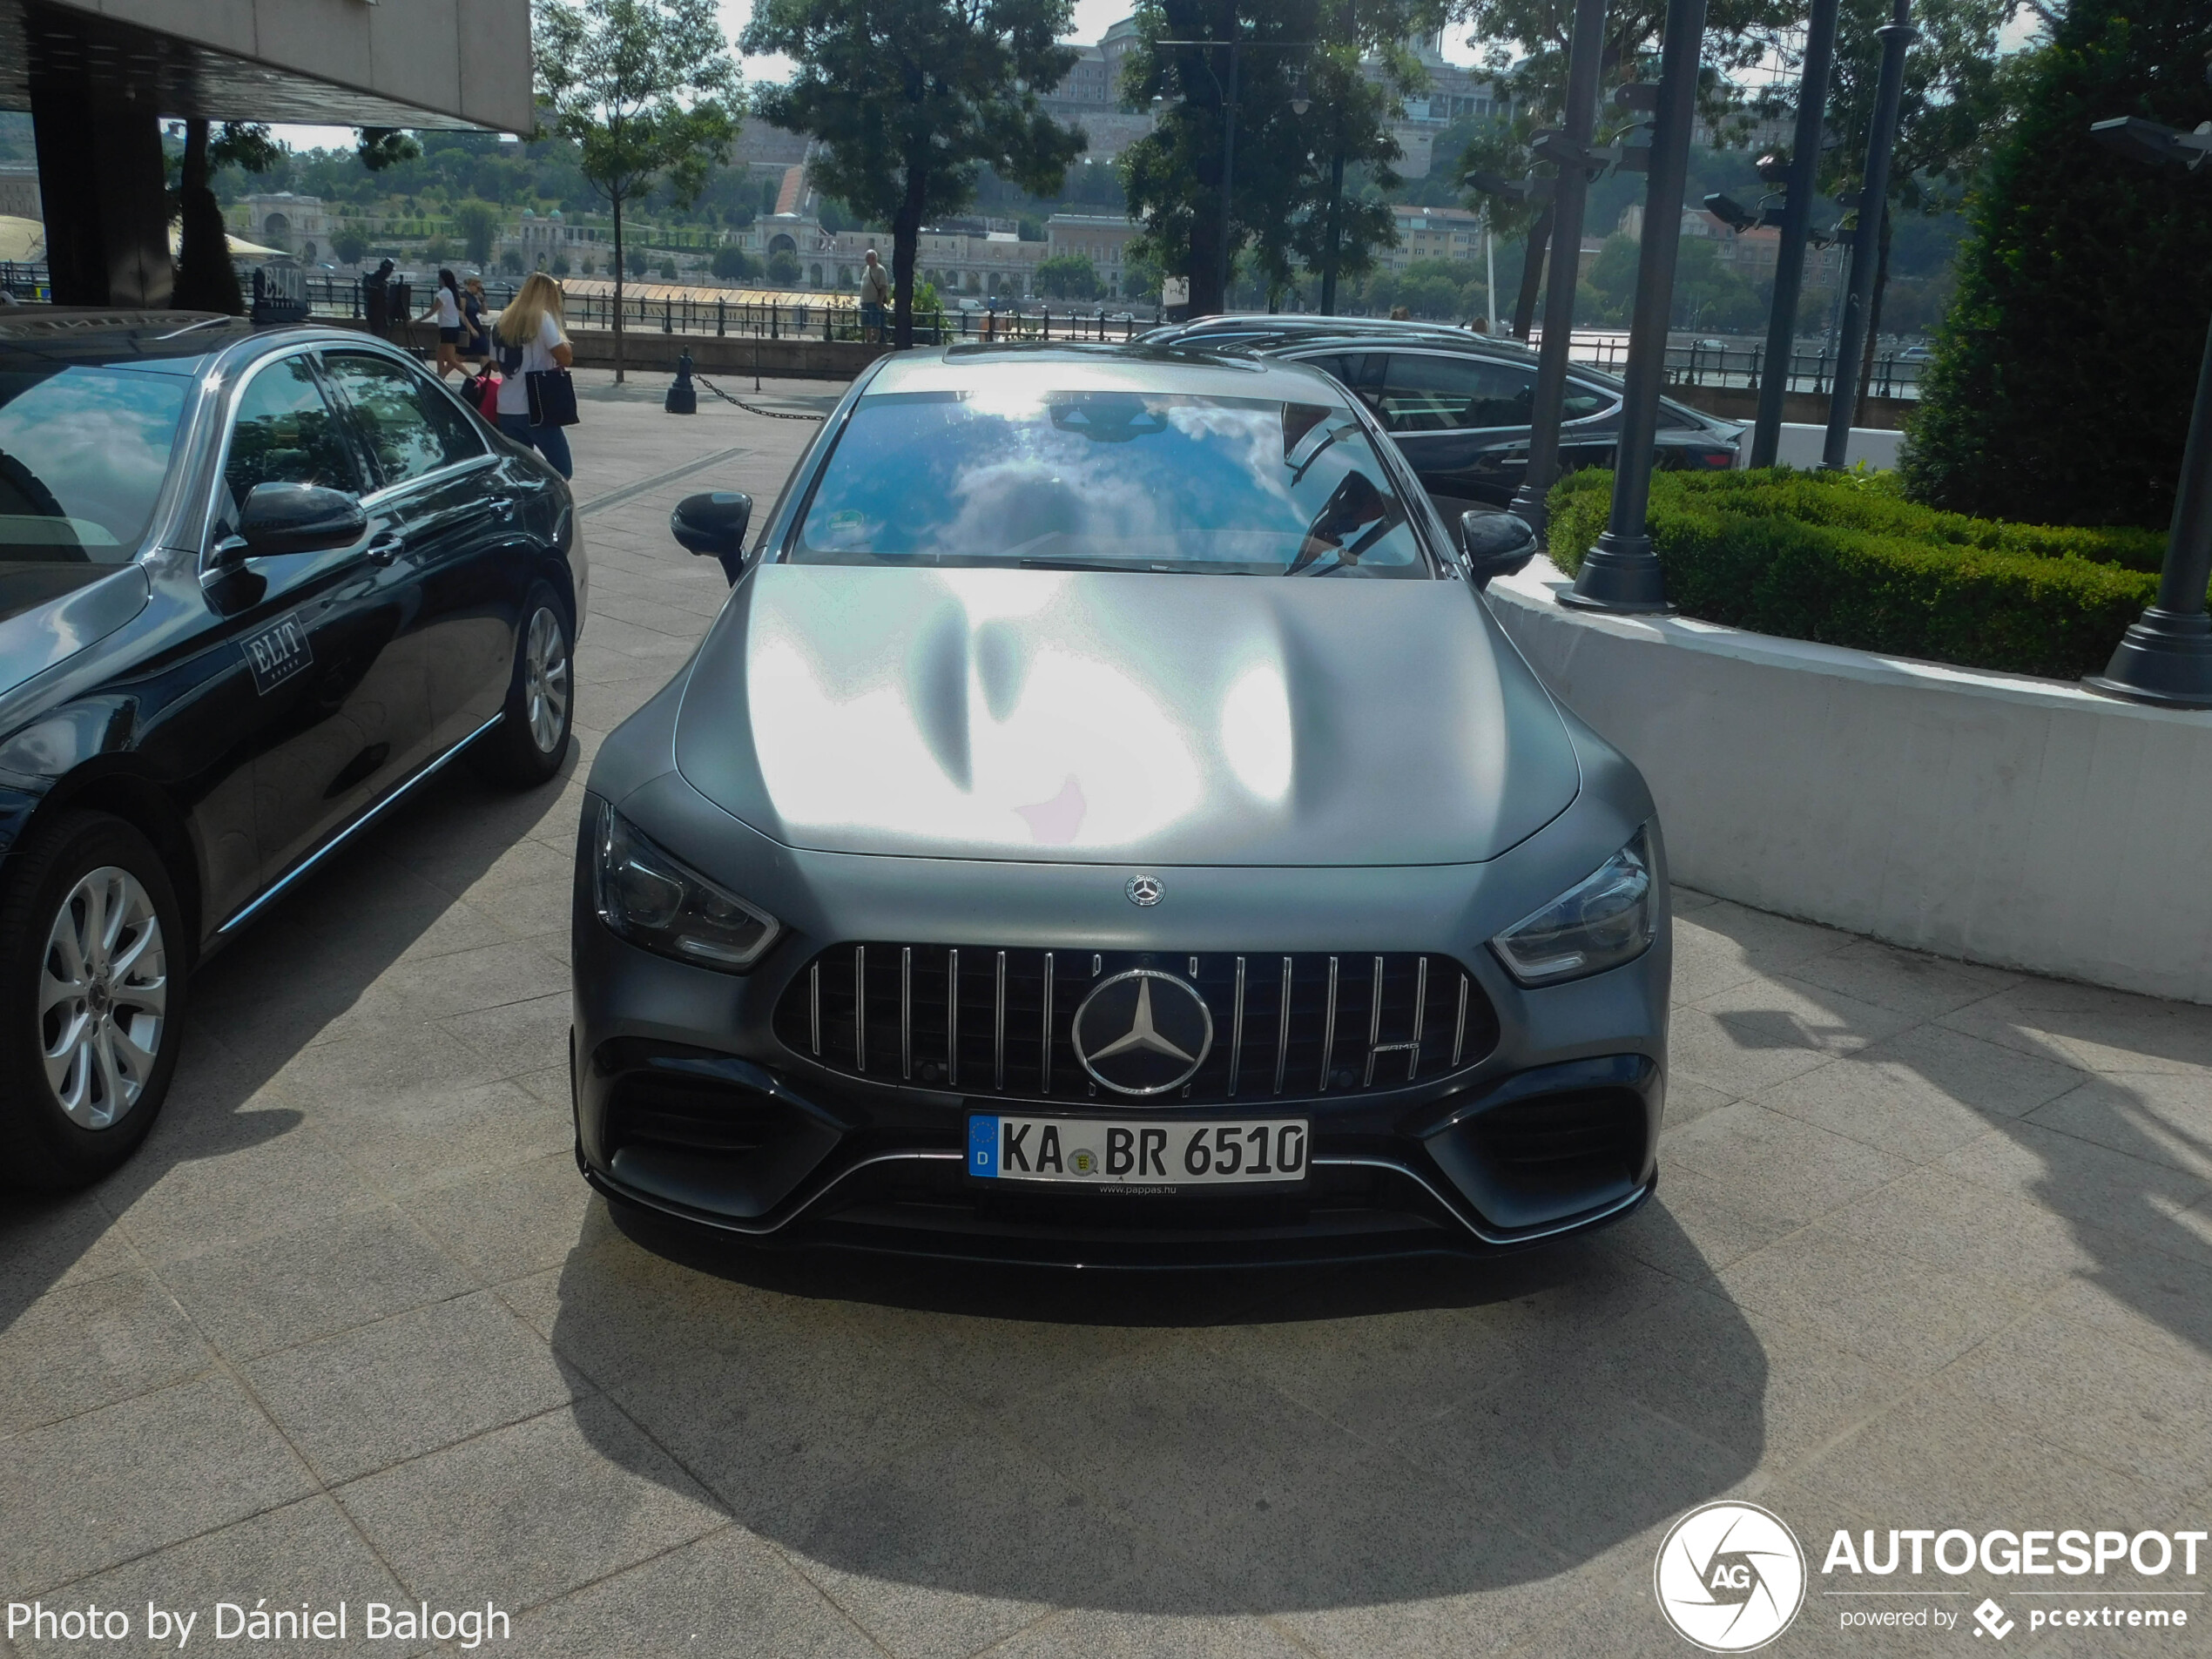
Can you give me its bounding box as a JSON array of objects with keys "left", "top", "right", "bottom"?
[{"left": 0, "top": 215, "right": 44, "bottom": 263}]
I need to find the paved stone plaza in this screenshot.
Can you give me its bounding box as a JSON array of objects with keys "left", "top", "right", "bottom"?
[{"left": 3, "top": 372, "right": 2209, "bottom": 1657}]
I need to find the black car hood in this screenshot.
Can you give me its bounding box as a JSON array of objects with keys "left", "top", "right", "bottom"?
[
  {"left": 0, "top": 563, "right": 150, "bottom": 704},
  {"left": 671, "top": 566, "right": 1581, "bottom": 866}
]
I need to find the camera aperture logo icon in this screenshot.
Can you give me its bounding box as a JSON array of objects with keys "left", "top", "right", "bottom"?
[{"left": 1654, "top": 1501, "right": 1806, "bottom": 1652}]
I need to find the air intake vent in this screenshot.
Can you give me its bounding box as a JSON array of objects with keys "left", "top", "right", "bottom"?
[{"left": 773, "top": 946, "right": 1499, "bottom": 1104}]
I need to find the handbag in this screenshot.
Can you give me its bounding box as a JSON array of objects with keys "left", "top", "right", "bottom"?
[{"left": 526, "top": 367, "right": 579, "bottom": 428}]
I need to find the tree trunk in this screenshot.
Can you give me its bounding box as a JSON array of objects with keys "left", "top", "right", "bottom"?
[
  {"left": 1511, "top": 206, "right": 1552, "bottom": 341},
  {"left": 893, "top": 158, "right": 927, "bottom": 351},
  {"left": 1319, "top": 147, "right": 1345, "bottom": 314},
  {"left": 1854, "top": 205, "right": 1892, "bottom": 428},
  {"left": 611, "top": 194, "right": 626, "bottom": 385},
  {"left": 173, "top": 121, "right": 243, "bottom": 316}
]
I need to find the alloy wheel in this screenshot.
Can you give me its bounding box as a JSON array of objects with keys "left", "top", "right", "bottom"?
[
  {"left": 37, "top": 865, "right": 168, "bottom": 1129},
  {"left": 523, "top": 604, "right": 570, "bottom": 754}
]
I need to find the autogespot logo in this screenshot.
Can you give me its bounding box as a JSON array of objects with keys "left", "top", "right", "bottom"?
[{"left": 1655, "top": 1501, "right": 1809, "bottom": 1652}]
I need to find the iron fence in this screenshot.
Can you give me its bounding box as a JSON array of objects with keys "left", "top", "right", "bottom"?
[{"left": 1527, "top": 328, "right": 1926, "bottom": 400}]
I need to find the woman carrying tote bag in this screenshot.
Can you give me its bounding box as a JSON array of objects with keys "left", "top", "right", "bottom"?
[{"left": 491, "top": 273, "right": 577, "bottom": 480}]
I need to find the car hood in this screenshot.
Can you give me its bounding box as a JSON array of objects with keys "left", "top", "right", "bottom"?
[
  {"left": 672, "top": 566, "right": 1581, "bottom": 866},
  {"left": 0, "top": 563, "right": 149, "bottom": 704}
]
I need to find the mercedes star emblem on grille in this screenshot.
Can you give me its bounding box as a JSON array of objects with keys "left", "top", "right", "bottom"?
[
  {"left": 1071, "top": 969, "right": 1214, "bottom": 1096},
  {"left": 1126, "top": 874, "right": 1163, "bottom": 907}
]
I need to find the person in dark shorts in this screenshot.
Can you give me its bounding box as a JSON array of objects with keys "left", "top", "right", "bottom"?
[{"left": 421, "top": 268, "right": 465, "bottom": 379}]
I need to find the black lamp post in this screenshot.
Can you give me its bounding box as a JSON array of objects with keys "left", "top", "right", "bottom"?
[
  {"left": 1505, "top": 0, "right": 1608, "bottom": 537},
  {"left": 2079, "top": 113, "right": 2212, "bottom": 709},
  {"left": 1750, "top": 0, "right": 1844, "bottom": 469},
  {"left": 1564, "top": 0, "right": 1708, "bottom": 611},
  {"left": 1821, "top": 0, "right": 1916, "bottom": 469}
]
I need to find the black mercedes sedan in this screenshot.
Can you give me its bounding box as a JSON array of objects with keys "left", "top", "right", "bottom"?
[
  {"left": 1146, "top": 315, "right": 1743, "bottom": 523},
  {"left": 0, "top": 310, "right": 584, "bottom": 1187},
  {"left": 572, "top": 345, "right": 1669, "bottom": 1267}
]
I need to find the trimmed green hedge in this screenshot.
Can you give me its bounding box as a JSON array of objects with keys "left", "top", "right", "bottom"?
[{"left": 1544, "top": 469, "right": 2159, "bottom": 681}]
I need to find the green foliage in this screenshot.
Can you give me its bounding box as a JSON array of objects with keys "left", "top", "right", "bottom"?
[
  {"left": 658, "top": 256, "right": 678, "bottom": 279},
  {"left": 551, "top": 253, "right": 571, "bottom": 274},
  {"left": 536, "top": 0, "right": 740, "bottom": 371},
  {"left": 331, "top": 226, "right": 370, "bottom": 266},
  {"left": 1545, "top": 469, "right": 2164, "bottom": 678},
  {"left": 500, "top": 247, "right": 526, "bottom": 274},
  {"left": 1035, "top": 253, "right": 1101, "bottom": 299},
  {"left": 1120, "top": 1, "right": 1441, "bottom": 317},
  {"left": 357, "top": 128, "right": 421, "bottom": 172},
  {"left": 766, "top": 247, "right": 802, "bottom": 286},
  {"left": 711, "top": 245, "right": 758, "bottom": 280},
  {"left": 1353, "top": 256, "right": 1487, "bottom": 320},
  {"left": 452, "top": 200, "right": 502, "bottom": 266},
  {"left": 626, "top": 246, "right": 649, "bottom": 277},
  {"left": 1900, "top": 0, "right": 2212, "bottom": 528},
  {"left": 746, "top": 0, "right": 1082, "bottom": 347}
]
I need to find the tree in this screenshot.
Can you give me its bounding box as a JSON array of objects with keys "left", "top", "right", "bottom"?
[
  {"left": 767, "top": 247, "right": 802, "bottom": 286},
  {"left": 1035, "top": 253, "right": 1100, "bottom": 298},
  {"left": 1900, "top": 0, "right": 2212, "bottom": 526},
  {"left": 658, "top": 256, "right": 678, "bottom": 279},
  {"left": 1118, "top": 2, "right": 1440, "bottom": 320},
  {"left": 746, "top": 0, "right": 1084, "bottom": 349},
  {"left": 501, "top": 247, "right": 527, "bottom": 275},
  {"left": 1451, "top": 0, "right": 1796, "bottom": 337},
  {"left": 536, "top": 0, "right": 740, "bottom": 381},
  {"left": 453, "top": 199, "right": 502, "bottom": 266},
  {"left": 626, "top": 245, "right": 650, "bottom": 277},
  {"left": 711, "top": 245, "right": 759, "bottom": 281},
  {"left": 175, "top": 121, "right": 280, "bottom": 315},
  {"left": 331, "top": 226, "right": 370, "bottom": 266}
]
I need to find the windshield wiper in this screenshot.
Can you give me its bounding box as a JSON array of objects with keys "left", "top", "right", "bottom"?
[{"left": 1017, "top": 557, "right": 1163, "bottom": 573}]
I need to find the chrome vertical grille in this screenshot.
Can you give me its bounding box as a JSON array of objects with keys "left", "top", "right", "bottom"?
[{"left": 776, "top": 946, "right": 1499, "bottom": 1103}]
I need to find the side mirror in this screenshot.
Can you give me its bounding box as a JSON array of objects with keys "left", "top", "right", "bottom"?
[
  {"left": 1459, "top": 509, "right": 1537, "bottom": 587},
  {"left": 223, "top": 482, "right": 368, "bottom": 564},
  {"left": 671, "top": 490, "right": 753, "bottom": 585}
]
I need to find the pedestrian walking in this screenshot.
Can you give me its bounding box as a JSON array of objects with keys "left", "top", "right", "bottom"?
[
  {"left": 362, "top": 259, "right": 395, "bottom": 336},
  {"left": 421, "top": 268, "right": 465, "bottom": 379},
  {"left": 859, "top": 248, "right": 891, "bottom": 343},
  {"left": 492, "top": 273, "right": 577, "bottom": 480},
  {"left": 462, "top": 276, "right": 492, "bottom": 364}
]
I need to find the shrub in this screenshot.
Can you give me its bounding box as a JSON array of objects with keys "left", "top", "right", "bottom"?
[
  {"left": 1899, "top": 0, "right": 2212, "bottom": 528},
  {"left": 1544, "top": 469, "right": 2159, "bottom": 680}
]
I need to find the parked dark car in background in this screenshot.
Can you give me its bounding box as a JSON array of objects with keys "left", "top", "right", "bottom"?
[
  {"left": 573, "top": 345, "right": 1670, "bottom": 1266},
  {"left": 0, "top": 310, "right": 586, "bottom": 1186},
  {"left": 1144, "top": 315, "right": 1743, "bottom": 525}
]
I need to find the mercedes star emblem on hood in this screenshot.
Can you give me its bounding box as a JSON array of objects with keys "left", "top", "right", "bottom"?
[{"left": 1126, "top": 874, "right": 1163, "bottom": 907}]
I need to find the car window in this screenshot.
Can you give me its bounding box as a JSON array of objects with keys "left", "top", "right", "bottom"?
[
  {"left": 1564, "top": 381, "right": 1619, "bottom": 421},
  {"left": 0, "top": 364, "right": 188, "bottom": 564},
  {"left": 1378, "top": 354, "right": 1534, "bottom": 433},
  {"left": 791, "top": 388, "right": 1430, "bottom": 578},
  {"left": 321, "top": 352, "right": 483, "bottom": 489},
  {"left": 222, "top": 354, "right": 362, "bottom": 512}
]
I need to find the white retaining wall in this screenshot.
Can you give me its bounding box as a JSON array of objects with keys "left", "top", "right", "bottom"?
[
  {"left": 1487, "top": 556, "right": 2212, "bottom": 1005},
  {"left": 1733, "top": 423, "right": 1905, "bottom": 470}
]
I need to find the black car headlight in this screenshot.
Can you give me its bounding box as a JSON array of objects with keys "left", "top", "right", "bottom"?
[
  {"left": 594, "top": 802, "right": 780, "bottom": 971},
  {"left": 1489, "top": 826, "right": 1657, "bottom": 987}
]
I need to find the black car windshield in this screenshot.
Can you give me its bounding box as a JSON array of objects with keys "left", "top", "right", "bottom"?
[
  {"left": 791, "top": 388, "right": 1430, "bottom": 577},
  {"left": 0, "top": 366, "right": 188, "bottom": 563}
]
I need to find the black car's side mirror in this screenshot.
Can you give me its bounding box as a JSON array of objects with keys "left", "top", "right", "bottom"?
[
  {"left": 221, "top": 482, "right": 368, "bottom": 565},
  {"left": 1459, "top": 509, "right": 1538, "bottom": 588},
  {"left": 671, "top": 490, "right": 753, "bottom": 585}
]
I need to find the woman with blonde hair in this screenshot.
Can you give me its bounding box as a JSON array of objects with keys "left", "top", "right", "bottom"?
[{"left": 491, "top": 273, "right": 577, "bottom": 479}]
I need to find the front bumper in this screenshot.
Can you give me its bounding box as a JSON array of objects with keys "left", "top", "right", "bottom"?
[{"left": 570, "top": 782, "right": 1671, "bottom": 1268}]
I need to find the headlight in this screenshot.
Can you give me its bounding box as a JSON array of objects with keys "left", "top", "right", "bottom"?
[
  {"left": 1489, "top": 826, "right": 1657, "bottom": 987},
  {"left": 594, "top": 802, "right": 780, "bottom": 971}
]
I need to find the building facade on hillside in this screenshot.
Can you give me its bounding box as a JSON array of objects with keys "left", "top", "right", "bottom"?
[
  {"left": 1383, "top": 204, "right": 1487, "bottom": 270},
  {"left": 237, "top": 192, "right": 326, "bottom": 260}
]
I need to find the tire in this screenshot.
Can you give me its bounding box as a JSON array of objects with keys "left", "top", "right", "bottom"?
[
  {"left": 0, "top": 811, "right": 189, "bottom": 1189},
  {"left": 476, "top": 582, "right": 575, "bottom": 787}
]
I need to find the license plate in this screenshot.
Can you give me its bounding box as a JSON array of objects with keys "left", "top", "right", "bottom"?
[{"left": 967, "top": 1115, "right": 1309, "bottom": 1188}]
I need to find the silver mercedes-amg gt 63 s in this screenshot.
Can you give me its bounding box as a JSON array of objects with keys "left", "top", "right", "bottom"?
[{"left": 570, "top": 345, "right": 1670, "bottom": 1265}]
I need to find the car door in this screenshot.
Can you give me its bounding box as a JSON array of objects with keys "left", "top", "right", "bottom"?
[
  {"left": 1365, "top": 351, "right": 1540, "bottom": 516},
  {"left": 203, "top": 350, "right": 433, "bottom": 887},
  {"left": 318, "top": 349, "right": 523, "bottom": 758},
  {"left": 1559, "top": 377, "right": 1627, "bottom": 478}
]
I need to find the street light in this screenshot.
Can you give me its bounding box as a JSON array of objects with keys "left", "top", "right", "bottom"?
[
  {"left": 1821, "top": 0, "right": 1917, "bottom": 469},
  {"left": 1563, "top": 0, "right": 1708, "bottom": 611},
  {"left": 2078, "top": 111, "right": 2212, "bottom": 709}
]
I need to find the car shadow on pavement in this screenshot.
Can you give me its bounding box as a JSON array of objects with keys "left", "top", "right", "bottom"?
[{"left": 547, "top": 1198, "right": 1764, "bottom": 1616}]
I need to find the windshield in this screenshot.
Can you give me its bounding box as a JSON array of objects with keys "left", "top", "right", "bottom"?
[
  {"left": 790, "top": 388, "right": 1431, "bottom": 577},
  {"left": 0, "top": 366, "right": 187, "bottom": 563}
]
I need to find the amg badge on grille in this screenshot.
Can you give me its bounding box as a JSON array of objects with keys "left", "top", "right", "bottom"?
[
  {"left": 1072, "top": 970, "right": 1213, "bottom": 1096},
  {"left": 1125, "top": 874, "right": 1163, "bottom": 907}
]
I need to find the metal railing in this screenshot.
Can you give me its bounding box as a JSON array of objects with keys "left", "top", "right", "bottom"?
[{"left": 1527, "top": 328, "right": 1927, "bottom": 400}]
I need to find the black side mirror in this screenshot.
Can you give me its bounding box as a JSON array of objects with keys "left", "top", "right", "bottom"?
[
  {"left": 221, "top": 482, "right": 367, "bottom": 565},
  {"left": 671, "top": 490, "right": 753, "bottom": 585},
  {"left": 1459, "top": 509, "right": 1538, "bottom": 587}
]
